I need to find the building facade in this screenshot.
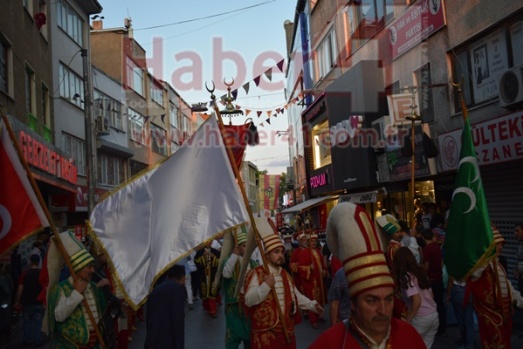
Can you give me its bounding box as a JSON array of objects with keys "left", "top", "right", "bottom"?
[{"left": 284, "top": 0, "right": 523, "bottom": 265}]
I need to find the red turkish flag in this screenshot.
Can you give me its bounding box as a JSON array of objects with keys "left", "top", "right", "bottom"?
[{"left": 0, "top": 120, "right": 49, "bottom": 254}]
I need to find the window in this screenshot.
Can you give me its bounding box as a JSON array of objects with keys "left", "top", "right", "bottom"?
[
  {"left": 23, "top": 0, "right": 32, "bottom": 14},
  {"left": 126, "top": 57, "right": 144, "bottom": 95},
  {"left": 25, "top": 65, "right": 35, "bottom": 114},
  {"left": 97, "top": 153, "right": 125, "bottom": 186},
  {"left": 151, "top": 81, "right": 164, "bottom": 106},
  {"left": 311, "top": 119, "right": 331, "bottom": 170},
  {"left": 59, "top": 62, "right": 84, "bottom": 109},
  {"left": 170, "top": 140, "right": 180, "bottom": 155},
  {"left": 0, "top": 40, "right": 8, "bottom": 94},
  {"left": 452, "top": 24, "right": 514, "bottom": 109},
  {"left": 345, "top": 0, "right": 395, "bottom": 53},
  {"left": 94, "top": 90, "right": 123, "bottom": 130},
  {"left": 170, "top": 103, "right": 179, "bottom": 128},
  {"left": 62, "top": 133, "right": 86, "bottom": 176},
  {"left": 315, "top": 29, "right": 337, "bottom": 80},
  {"left": 42, "top": 83, "right": 50, "bottom": 124},
  {"left": 56, "top": 1, "right": 83, "bottom": 46},
  {"left": 414, "top": 63, "right": 434, "bottom": 123},
  {"left": 150, "top": 123, "right": 167, "bottom": 156},
  {"left": 128, "top": 108, "right": 146, "bottom": 144}
]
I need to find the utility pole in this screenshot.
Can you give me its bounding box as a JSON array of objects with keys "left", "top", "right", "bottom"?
[{"left": 81, "top": 49, "right": 96, "bottom": 214}]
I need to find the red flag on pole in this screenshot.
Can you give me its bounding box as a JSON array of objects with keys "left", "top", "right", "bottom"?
[{"left": 0, "top": 119, "right": 49, "bottom": 254}]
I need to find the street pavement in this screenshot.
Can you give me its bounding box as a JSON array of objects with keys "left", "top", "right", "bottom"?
[
  {"left": 126, "top": 299, "right": 523, "bottom": 349},
  {"left": 3, "top": 300, "right": 523, "bottom": 348}
]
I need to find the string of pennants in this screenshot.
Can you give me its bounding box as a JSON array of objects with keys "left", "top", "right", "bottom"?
[
  {"left": 136, "top": 58, "right": 306, "bottom": 128},
  {"left": 196, "top": 58, "right": 305, "bottom": 127}
]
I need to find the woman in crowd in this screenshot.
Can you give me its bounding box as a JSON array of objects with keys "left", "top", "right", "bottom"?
[{"left": 392, "top": 247, "right": 439, "bottom": 348}]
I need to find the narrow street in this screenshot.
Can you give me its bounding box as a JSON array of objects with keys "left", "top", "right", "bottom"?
[
  {"left": 3, "top": 300, "right": 523, "bottom": 348},
  {"left": 125, "top": 300, "right": 523, "bottom": 349}
]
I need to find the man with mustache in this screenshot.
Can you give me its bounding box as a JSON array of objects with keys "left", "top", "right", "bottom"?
[
  {"left": 309, "top": 202, "right": 425, "bottom": 349},
  {"left": 46, "top": 231, "right": 107, "bottom": 348},
  {"left": 244, "top": 218, "right": 323, "bottom": 349}
]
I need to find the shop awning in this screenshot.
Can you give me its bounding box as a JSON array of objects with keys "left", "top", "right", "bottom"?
[{"left": 281, "top": 195, "right": 338, "bottom": 214}]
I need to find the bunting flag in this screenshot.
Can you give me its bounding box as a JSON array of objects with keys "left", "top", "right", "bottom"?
[
  {"left": 245, "top": 109, "right": 251, "bottom": 116},
  {"left": 90, "top": 117, "right": 249, "bottom": 308},
  {"left": 144, "top": 116, "right": 151, "bottom": 123},
  {"left": 242, "top": 82, "right": 250, "bottom": 95},
  {"left": 259, "top": 122, "right": 264, "bottom": 127},
  {"left": 444, "top": 97, "right": 494, "bottom": 281},
  {"left": 266, "top": 110, "right": 272, "bottom": 117},
  {"left": 0, "top": 118, "right": 49, "bottom": 255},
  {"left": 264, "top": 68, "right": 273, "bottom": 82},
  {"left": 232, "top": 89, "right": 238, "bottom": 100},
  {"left": 266, "top": 118, "right": 271, "bottom": 125},
  {"left": 253, "top": 76, "right": 261, "bottom": 87},
  {"left": 276, "top": 59, "right": 285, "bottom": 73},
  {"left": 256, "top": 111, "right": 262, "bottom": 118}
]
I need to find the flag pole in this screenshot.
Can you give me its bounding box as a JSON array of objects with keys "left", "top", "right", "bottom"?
[
  {"left": 0, "top": 109, "right": 106, "bottom": 348},
  {"left": 208, "top": 88, "right": 292, "bottom": 343}
]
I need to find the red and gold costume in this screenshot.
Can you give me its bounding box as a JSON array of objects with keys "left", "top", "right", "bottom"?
[
  {"left": 309, "top": 317, "right": 426, "bottom": 349},
  {"left": 469, "top": 259, "right": 515, "bottom": 349},
  {"left": 385, "top": 240, "right": 407, "bottom": 319},
  {"left": 245, "top": 266, "right": 299, "bottom": 348},
  {"left": 295, "top": 246, "right": 326, "bottom": 326},
  {"left": 289, "top": 245, "right": 305, "bottom": 293},
  {"left": 195, "top": 250, "right": 220, "bottom": 317}
]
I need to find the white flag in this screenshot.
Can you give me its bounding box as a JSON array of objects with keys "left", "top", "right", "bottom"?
[{"left": 90, "top": 117, "right": 248, "bottom": 308}]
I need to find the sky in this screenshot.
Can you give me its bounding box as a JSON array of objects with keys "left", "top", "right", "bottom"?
[{"left": 97, "top": 0, "right": 296, "bottom": 174}]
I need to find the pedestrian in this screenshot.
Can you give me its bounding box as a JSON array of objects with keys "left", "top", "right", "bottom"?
[
  {"left": 244, "top": 217, "right": 323, "bottom": 349},
  {"left": 144, "top": 264, "right": 186, "bottom": 349},
  {"left": 445, "top": 275, "right": 474, "bottom": 349},
  {"left": 176, "top": 256, "right": 194, "bottom": 309},
  {"left": 392, "top": 247, "right": 439, "bottom": 348},
  {"left": 376, "top": 214, "right": 407, "bottom": 319},
  {"left": 309, "top": 202, "right": 426, "bottom": 348},
  {"left": 514, "top": 222, "right": 523, "bottom": 293},
  {"left": 45, "top": 231, "right": 107, "bottom": 348},
  {"left": 14, "top": 254, "right": 44, "bottom": 347},
  {"left": 221, "top": 228, "right": 257, "bottom": 349},
  {"left": 421, "top": 228, "right": 446, "bottom": 336},
  {"left": 327, "top": 266, "right": 350, "bottom": 326}
]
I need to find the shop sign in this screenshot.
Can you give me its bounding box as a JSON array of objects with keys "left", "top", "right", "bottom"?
[
  {"left": 388, "top": 0, "right": 446, "bottom": 59},
  {"left": 339, "top": 191, "right": 377, "bottom": 204},
  {"left": 310, "top": 172, "right": 328, "bottom": 189},
  {"left": 19, "top": 130, "right": 77, "bottom": 185},
  {"left": 303, "top": 99, "right": 326, "bottom": 122},
  {"left": 438, "top": 111, "right": 523, "bottom": 171}
]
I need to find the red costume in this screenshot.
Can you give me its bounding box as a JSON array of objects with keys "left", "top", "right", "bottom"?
[
  {"left": 289, "top": 246, "right": 305, "bottom": 293},
  {"left": 295, "top": 247, "right": 326, "bottom": 327},
  {"left": 245, "top": 266, "right": 300, "bottom": 349},
  {"left": 469, "top": 259, "right": 514, "bottom": 349},
  {"left": 309, "top": 317, "right": 426, "bottom": 349}
]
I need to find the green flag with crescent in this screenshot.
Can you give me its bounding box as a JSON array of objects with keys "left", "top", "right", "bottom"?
[{"left": 443, "top": 98, "right": 494, "bottom": 281}]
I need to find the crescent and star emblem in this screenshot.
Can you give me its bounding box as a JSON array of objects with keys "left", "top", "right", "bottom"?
[
  {"left": 452, "top": 156, "right": 480, "bottom": 214},
  {"left": 0, "top": 205, "right": 12, "bottom": 239}
]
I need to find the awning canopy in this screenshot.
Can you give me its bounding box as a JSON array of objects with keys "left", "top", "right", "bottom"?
[{"left": 281, "top": 195, "right": 338, "bottom": 214}]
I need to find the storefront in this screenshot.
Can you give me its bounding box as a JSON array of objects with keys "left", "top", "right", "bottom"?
[
  {"left": 297, "top": 61, "right": 389, "bottom": 229},
  {"left": 437, "top": 110, "right": 523, "bottom": 266}
]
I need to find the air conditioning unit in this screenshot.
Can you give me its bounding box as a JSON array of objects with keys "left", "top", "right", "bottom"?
[
  {"left": 498, "top": 64, "right": 523, "bottom": 109},
  {"left": 96, "top": 115, "right": 110, "bottom": 135}
]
